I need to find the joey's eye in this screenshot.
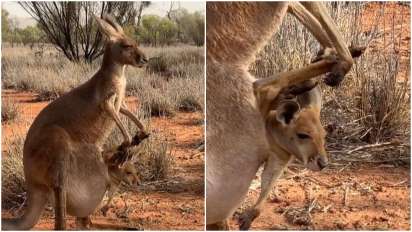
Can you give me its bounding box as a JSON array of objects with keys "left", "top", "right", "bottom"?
[{"left": 297, "top": 133, "right": 311, "bottom": 139}]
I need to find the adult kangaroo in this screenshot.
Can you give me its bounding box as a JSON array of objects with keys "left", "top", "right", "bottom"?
[
  {"left": 2, "top": 15, "right": 149, "bottom": 230},
  {"left": 206, "top": 2, "right": 361, "bottom": 230}
]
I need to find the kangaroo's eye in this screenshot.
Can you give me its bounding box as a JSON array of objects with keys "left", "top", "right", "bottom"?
[
  {"left": 122, "top": 44, "right": 133, "bottom": 48},
  {"left": 297, "top": 133, "right": 311, "bottom": 139}
]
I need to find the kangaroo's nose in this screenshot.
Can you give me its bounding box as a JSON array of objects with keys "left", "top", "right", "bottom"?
[{"left": 317, "top": 156, "right": 328, "bottom": 170}]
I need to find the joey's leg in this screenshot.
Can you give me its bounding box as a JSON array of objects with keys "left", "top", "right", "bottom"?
[
  {"left": 254, "top": 58, "right": 338, "bottom": 116},
  {"left": 103, "top": 96, "right": 132, "bottom": 146},
  {"left": 238, "top": 151, "right": 292, "bottom": 230},
  {"left": 101, "top": 186, "right": 117, "bottom": 217}
]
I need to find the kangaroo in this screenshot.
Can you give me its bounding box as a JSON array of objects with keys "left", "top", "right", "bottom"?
[
  {"left": 2, "top": 15, "right": 149, "bottom": 230},
  {"left": 206, "top": 2, "right": 362, "bottom": 230}
]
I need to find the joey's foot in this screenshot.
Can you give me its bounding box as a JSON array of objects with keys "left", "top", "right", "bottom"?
[
  {"left": 131, "top": 131, "right": 150, "bottom": 146},
  {"left": 238, "top": 208, "right": 260, "bottom": 230}
]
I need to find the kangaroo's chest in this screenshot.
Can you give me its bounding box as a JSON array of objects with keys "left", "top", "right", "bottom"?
[
  {"left": 97, "top": 75, "right": 127, "bottom": 111},
  {"left": 113, "top": 76, "right": 126, "bottom": 111}
]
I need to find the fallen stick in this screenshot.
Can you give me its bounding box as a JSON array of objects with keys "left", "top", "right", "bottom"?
[{"left": 347, "top": 141, "right": 400, "bottom": 154}]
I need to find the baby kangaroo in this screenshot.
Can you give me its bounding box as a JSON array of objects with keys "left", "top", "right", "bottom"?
[
  {"left": 99, "top": 144, "right": 143, "bottom": 217},
  {"left": 2, "top": 15, "right": 149, "bottom": 230}
]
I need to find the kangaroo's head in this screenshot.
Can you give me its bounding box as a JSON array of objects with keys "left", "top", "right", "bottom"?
[
  {"left": 95, "top": 14, "right": 147, "bottom": 67},
  {"left": 265, "top": 100, "right": 328, "bottom": 171}
]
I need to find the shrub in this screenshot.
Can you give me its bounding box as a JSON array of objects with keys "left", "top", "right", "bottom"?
[
  {"left": 2, "top": 100, "right": 19, "bottom": 122},
  {"left": 2, "top": 136, "right": 26, "bottom": 209}
]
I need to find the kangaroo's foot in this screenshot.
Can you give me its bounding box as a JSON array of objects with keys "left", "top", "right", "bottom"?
[{"left": 206, "top": 220, "right": 230, "bottom": 230}]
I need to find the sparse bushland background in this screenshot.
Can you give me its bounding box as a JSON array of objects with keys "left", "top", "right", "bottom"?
[
  {"left": 1, "top": 1, "right": 204, "bottom": 230},
  {"left": 237, "top": 2, "right": 410, "bottom": 230}
]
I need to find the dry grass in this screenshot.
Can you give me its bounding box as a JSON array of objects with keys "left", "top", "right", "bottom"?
[
  {"left": 2, "top": 99, "right": 19, "bottom": 122},
  {"left": 250, "top": 2, "right": 410, "bottom": 160},
  {"left": 1, "top": 135, "right": 26, "bottom": 209},
  {"left": 1, "top": 45, "right": 204, "bottom": 115}
]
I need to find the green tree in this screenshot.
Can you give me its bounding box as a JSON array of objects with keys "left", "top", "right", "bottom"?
[
  {"left": 2, "top": 9, "right": 10, "bottom": 41},
  {"left": 169, "top": 9, "right": 204, "bottom": 46},
  {"left": 19, "top": 25, "right": 43, "bottom": 46},
  {"left": 138, "top": 15, "right": 177, "bottom": 46}
]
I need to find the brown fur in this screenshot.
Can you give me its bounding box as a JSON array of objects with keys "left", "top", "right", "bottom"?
[
  {"left": 206, "top": 2, "right": 356, "bottom": 230},
  {"left": 2, "top": 15, "right": 148, "bottom": 230}
]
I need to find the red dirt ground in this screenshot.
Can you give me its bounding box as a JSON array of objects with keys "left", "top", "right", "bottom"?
[
  {"left": 230, "top": 163, "right": 410, "bottom": 230},
  {"left": 1, "top": 89, "right": 204, "bottom": 230}
]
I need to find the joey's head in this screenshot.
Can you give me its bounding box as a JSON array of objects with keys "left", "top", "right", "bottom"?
[
  {"left": 121, "top": 162, "right": 140, "bottom": 186},
  {"left": 94, "top": 14, "right": 148, "bottom": 68},
  {"left": 266, "top": 100, "right": 328, "bottom": 171},
  {"left": 108, "top": 162, "right": 140, "bottom": 186}
]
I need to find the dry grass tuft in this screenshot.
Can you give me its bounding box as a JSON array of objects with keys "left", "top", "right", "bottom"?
[
  {"left": 2, "top": 100, "right": 19, "bottom": 122},
  {"left": 2, "top": 136, "right": 26, "bottom": 209}
]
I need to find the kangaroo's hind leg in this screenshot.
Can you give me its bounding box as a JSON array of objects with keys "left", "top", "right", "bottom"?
[{"left": 52, "top": 153, "right": 68, "bottom": 230}]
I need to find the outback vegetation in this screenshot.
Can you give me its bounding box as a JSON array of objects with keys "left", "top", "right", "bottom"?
[
  {"left": 2, "top": 1, "right": 204, "bottom": 230},
  {"left": 236, "top": 2, "right": 410, "bottom": 230}
]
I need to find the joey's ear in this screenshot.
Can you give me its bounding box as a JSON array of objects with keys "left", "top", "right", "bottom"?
[
  {"left": 94, "top": 14, "right": 122, "bottom": 40},
  {"left": 275, "top": 100, "right": 300, "bottom": 125}
]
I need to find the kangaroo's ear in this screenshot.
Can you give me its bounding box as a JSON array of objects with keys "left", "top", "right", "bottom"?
[
  {"left": 94, "top": 14, "right": 122, "bottom": 40},
  {"left": 102, "top": 14, "right": 124, "bottom": 34},
  {"left": 275, "top": 100, "right": 300, "bottom": 125}
]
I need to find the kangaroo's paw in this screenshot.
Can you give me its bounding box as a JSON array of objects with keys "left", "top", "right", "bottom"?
[{"left": 238, "top": 208, "right": 260, "bottom": 230}]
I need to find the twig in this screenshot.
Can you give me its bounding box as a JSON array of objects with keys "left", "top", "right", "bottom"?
[
  {"left": 347, "top": 141, "right": 399, "bottom": 154},
  {"left": 339, "top": 157, "right": 409, "bottom": 163},
  {"left": 287, "top": 169, "right": 341, "bottom": 188},
  {"left": 343, "top": 184, "right": 350, "bottom": 206}
]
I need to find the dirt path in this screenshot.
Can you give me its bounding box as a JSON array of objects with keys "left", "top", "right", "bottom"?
[
  {"left": 1, "top": 89, "right": 204, "bottom": 230},
  {"left": 230, "top": 163, "right": 410, "bottom": 230}
]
